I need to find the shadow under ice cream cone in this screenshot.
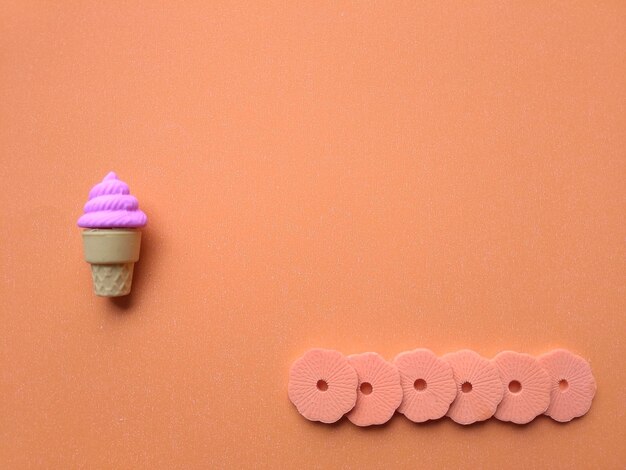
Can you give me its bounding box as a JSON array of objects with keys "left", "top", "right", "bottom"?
[{"left": 78, "top": 172, "right": 147, "bottom": 297}]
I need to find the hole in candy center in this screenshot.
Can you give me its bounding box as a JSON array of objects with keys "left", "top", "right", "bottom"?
[
  {"left": 360, "top": 382, "right": 373, "bottom": 395},
  {"left": 316, "top": 379, "right": 328, "bottom": 392},
  {"left": 558, "top": 379, "right": 569, "bottom": 391},
  {"left": 414, "top": 379, "right": 427, "bottom": 391},
  {"left": 461, "top": 381, "right": 473, "bottom": 393},
  {"left": 508, "top": 380, "right": 522, "bottom": 393}
]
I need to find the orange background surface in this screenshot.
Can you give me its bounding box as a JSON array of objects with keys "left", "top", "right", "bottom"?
[{"left": 1, "top": 2, "right": 625, "bottom": 469}]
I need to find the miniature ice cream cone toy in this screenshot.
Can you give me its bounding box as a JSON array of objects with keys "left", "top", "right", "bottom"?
[{"left": 78, "top": 172, "right": 147, "bottom": 296}]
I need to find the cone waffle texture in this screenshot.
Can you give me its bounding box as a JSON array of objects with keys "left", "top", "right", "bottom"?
[
  {"left": 91, "top": 263, "right": 134, "bottom": 296},
  {"left": 81, "top": 229, "right": 141, "bottom": 297}
]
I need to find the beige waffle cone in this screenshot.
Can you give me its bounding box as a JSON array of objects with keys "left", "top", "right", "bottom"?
[{"left": 82, "top": 229, "right": 142, "bottom": 297}]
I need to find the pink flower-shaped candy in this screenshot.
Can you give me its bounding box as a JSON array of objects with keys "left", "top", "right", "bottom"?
[
  {"left": 346, "top": 352, "right": 403, "bottom": 426},
  {"left": 288, "top": 349, "right": 358, "bottom": 423},
  {"left": 442, "top": 350, "right": 504, "bottom": 425},
  {"left": 394, "top": 349, "right": 456, "bottom": 423},
  {"left": 493, "top": 351, "right": 551, "bottom": 424},
  {"left": 538, "top": 349, "right": 596, "bottom": 422}
]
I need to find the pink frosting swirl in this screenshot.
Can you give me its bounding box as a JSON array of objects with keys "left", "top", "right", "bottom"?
[{"left": 77, "top": 172, "right": 147, "bottom": 228}]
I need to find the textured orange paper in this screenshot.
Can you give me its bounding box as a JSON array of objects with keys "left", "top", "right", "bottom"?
[{"left": 0, "top": 1, "right": 624, "bottom": 468}]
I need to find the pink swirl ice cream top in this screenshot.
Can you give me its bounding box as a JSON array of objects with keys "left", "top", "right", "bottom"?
[{"left": 77, "top": 172, "right": 147, "bottom": 228}]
